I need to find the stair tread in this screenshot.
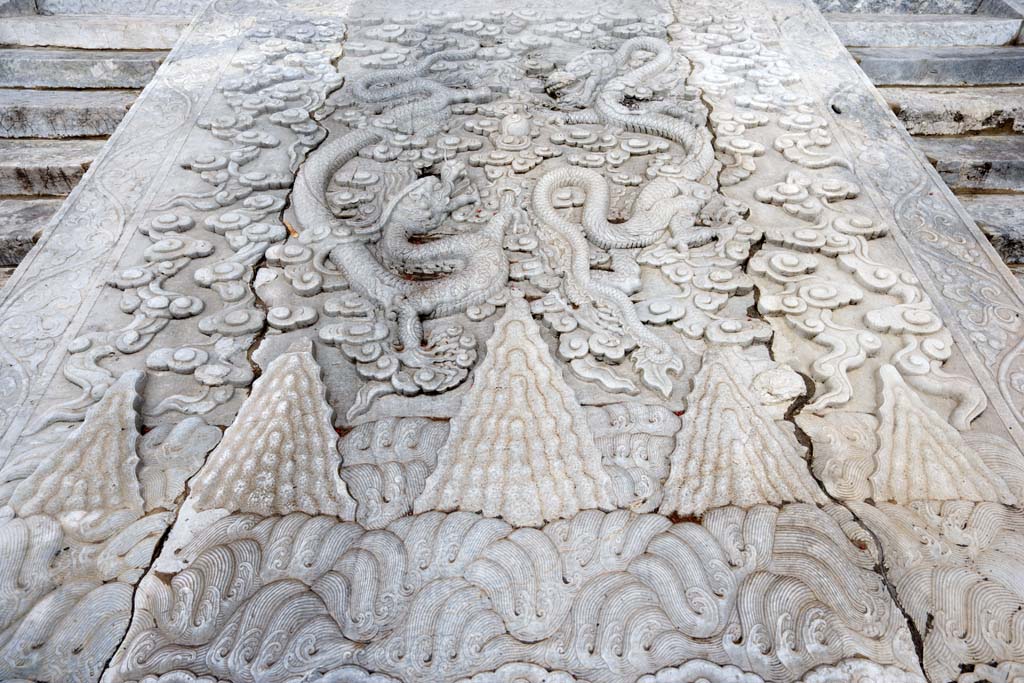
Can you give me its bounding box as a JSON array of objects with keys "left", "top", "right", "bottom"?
[
  {"left": 851, "top": 46, "right": 1024, "bottom": 85},
  {"left": 829, "top": 13, "right": 1022, "bottom": 47},
  {"left": 916, "top": 133, "right": 1024, "bottom": 159},
  {"left": 0, "top": 15, "right": 186, "bottom": 50}
]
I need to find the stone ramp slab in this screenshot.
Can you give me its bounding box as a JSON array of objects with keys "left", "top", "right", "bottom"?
[
  {"left": 0, "top": 15, "right": 187, "bottom": 50},
  {"left": 0, "top": 47, "right": 165, "bottom": 89},
  {"left": 851, "top": 45, "right": 1024, "bottom": 84},
  {"left": 829, "top": 12, "right": 1022, "bottom": 47},
  {"left": 36, "top": 0, "right": 206, "bottom": 14},
  {"left": 1, "top": 1, "right": 1024, "bottom": 682},
  {"left": 0, "top": 88, "right": 137, "bottom": 138}
]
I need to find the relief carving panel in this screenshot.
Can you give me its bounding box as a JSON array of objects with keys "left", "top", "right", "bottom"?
[{"left": 0, "top": 0, "right": 1020, "bottom": 681}]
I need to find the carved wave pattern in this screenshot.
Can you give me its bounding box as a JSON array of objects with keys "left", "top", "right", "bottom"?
[
  {"left": 852, "top": 501, "right": 1024, "bottom": 683},
  {"left": 107, "top": 505, "right": 919, "bottom": 683},
  {"left": 6, "top": 0, "right": 1024, "bottom": 680}
]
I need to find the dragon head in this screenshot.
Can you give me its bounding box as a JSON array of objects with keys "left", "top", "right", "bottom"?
[
  {"left": 546, "top": 49, "right": 616, "bottom": 108},
  {"left": 381, "top": 177, "right": 449, "bottom": 235},
  {"left": 378, "top": 160, "right": 472, "bottom": 236}
]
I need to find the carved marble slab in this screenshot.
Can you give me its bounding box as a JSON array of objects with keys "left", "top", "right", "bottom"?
[{"left": 0, "top": 0, "right": 1022, "bottom": 681}]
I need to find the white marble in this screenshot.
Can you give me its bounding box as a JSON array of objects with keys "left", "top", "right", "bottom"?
[{"left": 0, "top": 0, "right": 1021, "bottom": 682}]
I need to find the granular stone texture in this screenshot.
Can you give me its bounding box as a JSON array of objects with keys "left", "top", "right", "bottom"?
[{"left": 0, "top": 2, "right": 1023, "bottom": 682}]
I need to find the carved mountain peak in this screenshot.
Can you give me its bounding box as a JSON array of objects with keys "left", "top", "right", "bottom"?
[
  {"left": 870, "top": 364, "right": 1015, "bottom": 505},
  {"left": 191, "top": 342, "right": 356, "bottom": 518},
  {"left": 660, "top": 347, "right": 825, "bottom": 517},
  {"left": 10, "top": 371, "right": 147, "bottom": 542},
  {"left": 415, "top": 296, "right": 615, "bottom": 527}
]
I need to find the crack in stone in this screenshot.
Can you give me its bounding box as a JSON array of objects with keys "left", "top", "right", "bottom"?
[
  {"left": 691, "top": 38, "right": 934, "bottom": 680},
  {"left": 245, "top": 32, "right": 349, "bottom": 383},
  {"left": 96, "top": 30, "right": 353, "bottom": 683}
]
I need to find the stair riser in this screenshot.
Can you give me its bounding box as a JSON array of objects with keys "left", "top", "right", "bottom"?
[
  {"left": 853, "top": 48, "right": 1024, "bottom": 85},
  {"left": 885, "top": 87, "right": 1024, "bottom": 135},
  {"left": 0, "top": 141, "right": 102, "bottom": 196},
  {"left": 934, "top": 159, "right": 1024, "bottom": 191},
  {"left": 0, "top": 18, "right": 185, "bottom": 50},
  {"left": 0, "top": 199, "right": 60, "bottom": 267},
  {"left": 961, "top": 196, "right": 1024, "bottom": 264},
  {"left": 0, "top": 92, "right": 135, "bottom": 138}
]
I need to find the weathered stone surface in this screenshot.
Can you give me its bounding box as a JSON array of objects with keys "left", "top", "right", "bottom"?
[
  {"left": 916, "top": 134, "right": 1024, "bottom": 191},
  {"left": 0, "top": 15, "right": 186, "bottom": 50},
  {"left": 884, "top": 85, "right": 1024, "bottom": 134},
  {"left": 0, "top": 0, "right": 35, "bottom": 16},
  {"left": 960, "top": 194, "right": 1024, "bottom": 262},
  {"left": 814, "top": 0, "right": 984, "bottom": 12},
  {"left": 0, "top": 88, "right": 137, "bottom": 138},
  {"left": 0, "top": 47, "right": 164, "bottom": 89},
  {"left": 36, "top": 0, "right": 204, "bottom": 14},
  {"left": 0, "top": 265, "right": 14, "bottom": 289},
  {"left": 852, "top": 46, "right": 1024, "bottom": 85},
  {"left": 3, "top": 0, "right": 1024, "bottom": 682},
  {"left": 986, "top": 0, "right": 1024, "bottom": 16},
  {"left": 0, "top": 139, "right": 101, "bottom": 195},
  {"left": 829, "top": 13, "right": 1022, "bottom": 47},
  {"left": 0, "top": 198, "right": 60, "bottom": 266}
]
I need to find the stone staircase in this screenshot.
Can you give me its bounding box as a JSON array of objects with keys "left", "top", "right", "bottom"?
[
  {"left": 0, "top": 2, "right": 188, "bottom": 287},
  {"left": 3, "top": 1, "right": 1024, "bottom": 290},
  {"left": 826, "top": 0, "right": 1024, "bottom": 278}
]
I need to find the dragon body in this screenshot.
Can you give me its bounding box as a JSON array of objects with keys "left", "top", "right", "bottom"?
[
  {"left": 292, "top": 47, "right": 511, "bottom": 372},
  {"left": 548, "top": 36, "right": 716, "bottom": 181}
]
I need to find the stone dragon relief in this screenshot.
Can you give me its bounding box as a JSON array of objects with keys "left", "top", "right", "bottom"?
[{"left": 0, "top": 0, "right": 1021, "bottom": 682}]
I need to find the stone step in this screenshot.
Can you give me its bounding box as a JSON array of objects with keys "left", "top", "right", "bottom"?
[
  {"left": 0, "top": 198, "right": 61, "bottom": 266},
  {"left": 815, "top": 0, "right": 995, "bottom": 12},
  {"left": 0, "top": 139, "right": 104, "bottom": 196},
  {"left": 0, "top": 47, "right": 164, "bottom": 89},
  {"left": 0, "top": 88, "right": 137, "bottom": 138},
  {"left": 851, "top": 46, "right": 1024, "bottom": 85},
  {"left": 883, "top": 86, "right": 1024, "bottom": 135},
  {"left": 0, "top": 15, "right": 186, "bottom": 50},
  {"left": 916, "top": 134, "right": 1024, "bottom": 192},
  {"left": 829, "top": 13, "right": 1022, "bottom": 48},
  {"left": 36, "top": 0, "right": 205, "bottom": 15},
  {"left": 959, "top": 194, "right": 1024, "bottom": 264}
]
